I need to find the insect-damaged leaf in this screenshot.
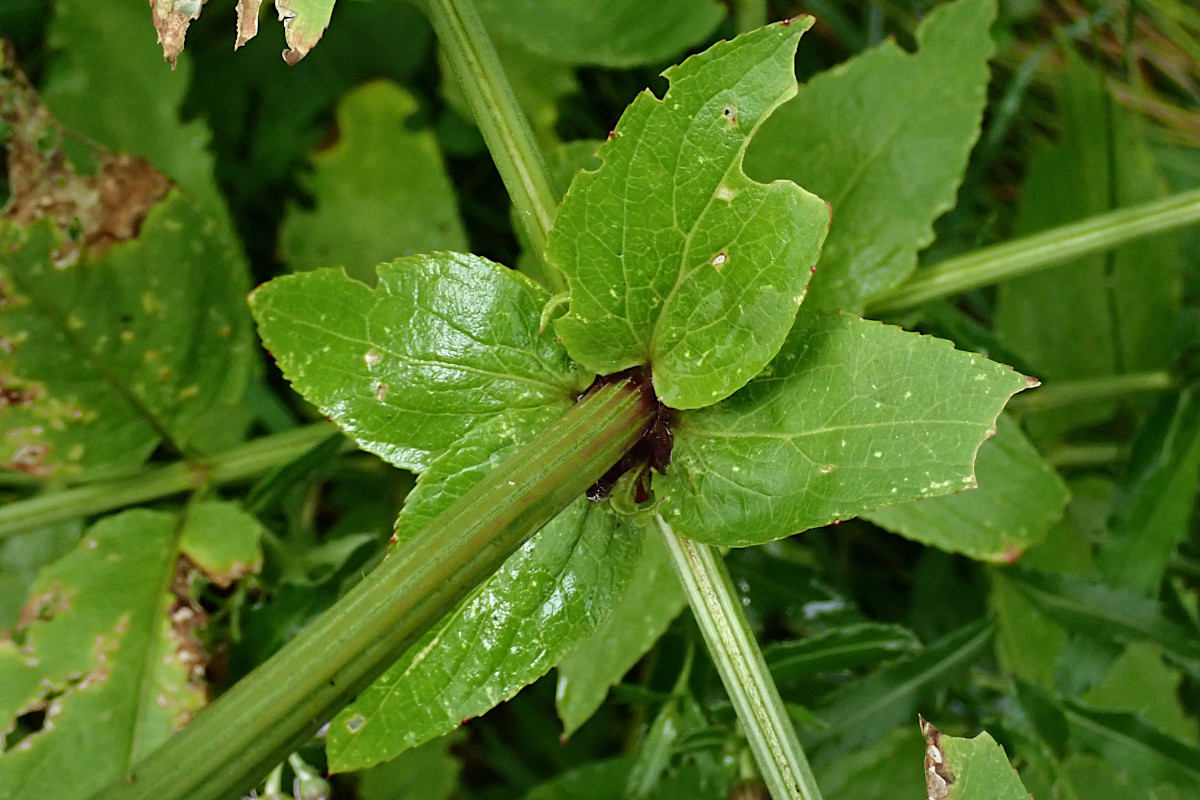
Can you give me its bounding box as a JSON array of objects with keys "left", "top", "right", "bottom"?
[
  {"left": 250, "top": 254, "right": 591, "bottom": 472},
  {"left": 0, "top": 512, "right": 206, "bottom": 800},
  {"left": 654, "top": 310, "right": 1033, "bottom": 546},
  {"left": 147, "top": 0, "right": 332, "bottom": 66},
  {"left": 919, "top": 717, "right": 1030, "bottom": 800},
  {"left": 148, "top": 0, "right": 208, "bottom": 69},
  {"left": 745, "top": 0, "right": 996, "bottom": 311},
  {"left": 548, "top": 20, "right": 829, "bottom": 410}
]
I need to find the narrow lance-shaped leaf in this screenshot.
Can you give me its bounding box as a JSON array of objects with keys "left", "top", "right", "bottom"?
[
  {"left": 745, "top": 0, "right": 996, "bottom": 311},
  {"left": 655, "top": 310, "right": 1033, "bottom": 547},
  {"left": 548, "top": 19, "right": 829, "bottom": 409}
]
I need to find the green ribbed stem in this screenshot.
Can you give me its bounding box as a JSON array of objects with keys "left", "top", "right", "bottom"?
[
  {"left": 656, "top": 515, "right": 824, "bottom": 800},
  {"left": 868, "top": 188, "right": 1200, "bottom": 315},
  {"left": 421, "top": 0, "right": 565, "bottom": 293},
  {"left": 0, "top": 423, "right": 339, "bottom": 542},
  {"left": 94, "top": 380, "right": 654, "bottom": 800}
]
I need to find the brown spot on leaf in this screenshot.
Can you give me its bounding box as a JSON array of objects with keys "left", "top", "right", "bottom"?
[
  {"left": 167, "top": 556, "right": 211, "bottom": 723},
  {"left": 1, "top": 44, "right": 171, "bottom": 264},
  {"left": 9, "top": 442, "right": 51, "bottom": 476},
  {"left": 920, "top": 716, "right": 954, "bottom": 800},
  {"left": 18, "top": 582, "right": 74, "bottom": 629},
  {"left": 0, "top": 382, "right": 39, "bottom": 407}
]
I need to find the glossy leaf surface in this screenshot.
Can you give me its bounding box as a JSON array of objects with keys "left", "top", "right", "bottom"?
[
  {"left": 548, "top": 20, "right": 829, "bottom": 409},
  {"left": 655, "top": 310, "right": 1032, "bottom": 545},
  {"left": 745, "top": 0, "right": 996, "bottom": 311},
  {"left": 280, "top": 81, "right": 467, "bottom": 285},
  {"left": 555, "top": 526, "right": 687, "bottom": 736},
  {"left": 328, "top": 487, "right": 639, "bottom": 771},
  {"left": 250, "top": 254, "right": 590, "bottom": 472},
  {"left": 866, "top": 415, "right": 1067, "bottom": 561}
]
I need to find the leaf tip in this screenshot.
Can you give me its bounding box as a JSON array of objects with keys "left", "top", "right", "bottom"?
[{"left": 920, "top": 716, "right": 954, "bottom": 800}]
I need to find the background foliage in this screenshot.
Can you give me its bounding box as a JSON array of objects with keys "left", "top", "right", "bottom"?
[{"left": 2, "top": 0, "right": 1200, "bottom": 799}]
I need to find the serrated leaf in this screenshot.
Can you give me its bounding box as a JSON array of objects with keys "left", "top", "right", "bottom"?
[
  {"left": 865, "top": 415, "right": 1067, "bottom": 562},
  {"left": 745, "top": 0, "right": 996, "bottom": 311},
  {"left": 279, "top": 80, "right": 467, "bottom": 284},
  {"left": 179, "top": 501, "right": 263, "bottom": 589},
  {"left": 764, "top": 623, "right": 922, "bottom": 684},
  {"left": 1003, "top": 566, "right": 1200, "bottom": 678},
  {"left": 548, "top": 20, "right": 830, "bottom": 409},
  {"left": 654, "top": 310, "right": 1032, "bottom": 546},
  {"left": 0, "top": 195, "right": 253, "bottom": 478},
  {"left": 0, "top": 511, "right": 205, "bottom": 800},
  {"left": 249, "top": 254, "right": 590, "bottom": 472},
  {"left": 556, "top": 526, "right": 686, "bottom": 737},
  {"left": 995, "top": 50, "right": 1180, "bottom": 438},
  {"left": 807, "top": 618, "right": 993, "bottom": 755},
  {"left": 474, "top": 0, "right": 724, "bottom": 68},
  {"left": 919, "top": 717, "right": 1031, "bottom": 800},
  {"left": 327, "top": 471, "right": 639, "bottom": 770}
]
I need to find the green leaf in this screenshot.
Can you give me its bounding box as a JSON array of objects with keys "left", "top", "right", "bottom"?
[
  {"left": 0, "top": 195, "right": 254, "bottom": 478},
  {"left": 0, "top": 511, "right": 205, "bottom": 800},
  {"left": 548, "top": 20, "right": 830, "bottom": 409},
  {"left": 814, "top": 724, "right": 926, "bottom": 800},
  {"left": 279, "top": 80, "right": 467, "bottom": 285},
  {"left": 178, "top": 501, "right": 264, "bottom": 590},
  {"left": 474, "top": 0, "right": 725, "bottom": 68},
  {"left": 865, "top": 415, "right": 1068, "bottom": 562},
  {"left": 44, "top": 0, "right": 229, "bottom": 216},
  {"left": 249, "top": 254, "right": 590, "bottom": 472},
  {"left": 1061, "top": 698, "right": 1200, "bottom": 789},
  {"left": 276, "top": 0, "right": 337, "bottom": 65},
  {"left": 520, "top": 756, "right": 724, "bottom": 800},
  {"left": 1097, "top": 388, "right": 1200, "bottom": 595},
  {"left": 744, "top": 0, "right": 996, "bottom": 311},
  {"left": 357, "top": 730, "right": 463, "bottom": 800},
  {"left": 995, "top": 50, "right": 1180, "bottom": 437},
  {"left": 764, "top": 623, "right": 922, "bottom": 684},
  {"left": 556, "top": 526, "right": 687, "bottom": 737},
  {"left": 654, "top": 311, "right": 1032, "bottom": 546},
  {"left": 808, "top": 617, "right": 994, "bottom": 754},
  {"left": 1083, "top": 644, "right": 1197, "bottom": 743},
  {"left": 0, "top": 522, "right": 82, "bottom": 632},
  {"left": 1004, "top": 566, "right": 1200, "bottom": 678},
  {"left": 327, "top": 487, "right": 639, "bottom": 771},
  {"left": 919, "top": 717, "right": 1031, "bottom": 800}
]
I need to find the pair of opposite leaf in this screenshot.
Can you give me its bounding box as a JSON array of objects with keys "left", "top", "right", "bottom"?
[{"left": 251, "top": 19, "right": 1029, "bottom": 769}]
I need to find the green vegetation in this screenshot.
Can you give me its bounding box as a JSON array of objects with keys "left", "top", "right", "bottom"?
[{"left": 2, "top": 1, "right": 1199, "bottom": 799}]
